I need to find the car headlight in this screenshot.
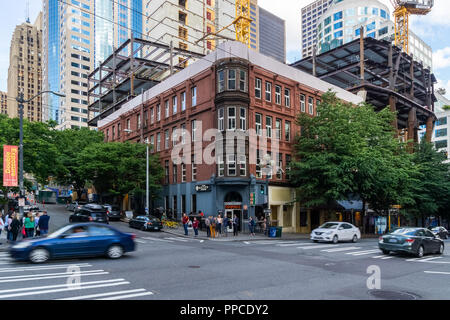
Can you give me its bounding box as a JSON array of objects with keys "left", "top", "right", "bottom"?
[
  {"left": 326, "top": 231, "right": 334, "bottom": 235},
  {"left": 13, "top": 242, "right": 32, "bottom": 249}
]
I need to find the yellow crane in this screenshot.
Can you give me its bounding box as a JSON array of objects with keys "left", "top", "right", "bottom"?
[
  {"left": 197, "top": 0, "right": 252, "bottom": 48},
  {"left": 391, "top": 0, "right": 434, "bottom": 54}
]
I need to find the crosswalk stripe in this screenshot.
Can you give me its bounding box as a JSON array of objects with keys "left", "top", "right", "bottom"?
[
  {"left": 0, "top": 271, "right": 109, "bottom": 283},
  {"left": 58, "top": 289, "right": 147, "bottom": 300},
  {"left": 0, "top": 270, "right": 105, "bottom": 281},
  {"left": 96, "top": 291, "right": 154, "bottom": 300},
  {"left": 135, "top": 239, "right": 146, "bottom": 244},
  {"left": 322, "top": 247, "right": 361, "bottom": 253},
  {"left": 372, "top": 255, "right": 386, "bottom": 259},
  {"left": 346, "top": 250, "right": 381, "bottom": 256},
  {"left": 298, "top": 244, "right": 339, "bottom": 250},
  {"left": 0, "top": 263, "right": 92, "bottom": 273},
  {"left": 420, "top": 257, "right": 443, "bottom": 262},
  {"left": 0, "top": 281, "right": 130, "bottom": 299},
  {"left": 247, "top": 241, "right": 280, "bottom": 245},
  {"left": 380, "top": 256, "right": 394, "bottom": 260},
  {"left": 278, "top": 242, "right": 316, "bottom": 247},
  {"left": 165, "top": 237, "right": 188, "bottom": 242}
]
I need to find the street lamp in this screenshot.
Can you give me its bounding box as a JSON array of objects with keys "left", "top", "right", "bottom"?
[{"left": 16, "top": 90, "right": 65, "bottom": 217}]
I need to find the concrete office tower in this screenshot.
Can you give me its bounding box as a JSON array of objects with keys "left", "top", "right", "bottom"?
[
  {"left": 6, "top": 13, "right": 43, "bottom": 122},
  {"left": 258, "top": 7, "right": 286, "bottom": 63},
  {"left": 313, "top": 0, "right": 432, "bottom": 69},
  {"left": 301, "top": 0, "right": 333, "bottom": 58},
  {"left": 0, "top": 92, "right": 7, "bottom": 115}
]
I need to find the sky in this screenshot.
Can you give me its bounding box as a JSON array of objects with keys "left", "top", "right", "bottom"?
[{"left": 1, "top": 0, "right": 449, "bottom": 99}]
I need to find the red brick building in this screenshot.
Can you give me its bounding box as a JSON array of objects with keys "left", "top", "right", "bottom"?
[{"left": 97, "top": 41, "right": 362, "bottom": 233}]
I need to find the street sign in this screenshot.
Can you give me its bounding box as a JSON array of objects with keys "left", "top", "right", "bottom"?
[
  {"left": 195, "top": 184, "right": 212, "bottom": 192},
  {"left": 18, "top": 197, "right": 25, "bottom": 207}
]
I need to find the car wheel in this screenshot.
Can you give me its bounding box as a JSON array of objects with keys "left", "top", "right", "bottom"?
[
  {"left": 140, "top": 225, "right": 146, "bottom": 231},
  {"left": 29, "top": 248, "right": 50, "bottom": 264},
  {"left": 332, "top": 235, "right": 338, "bottom": 244},
  {"left": 437, "top": 243, "right": 444, "bottom": 255},
  {"left": 352, "top": 234, "right": 358, "bottom": 243},
  {"left": 106, "top": 244, "right": 124, "bottom": 259},
  {"left": 416, "top": 245, "right": 425, "bottom": 258},
  {"left": 381, "top": 249, "right": 390, "bottom": 255}
]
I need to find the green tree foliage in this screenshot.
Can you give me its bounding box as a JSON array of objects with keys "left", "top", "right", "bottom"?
[
  {"left": 76, "top": 142, "right": 164, "bottom": 203},
  {"left": 290, "top": 91, "right": 414, "bottom": 214}
]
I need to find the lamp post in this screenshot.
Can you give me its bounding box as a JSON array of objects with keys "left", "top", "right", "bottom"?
[{"left": 16, "top": 90, "right": 65, "bottom": 217}]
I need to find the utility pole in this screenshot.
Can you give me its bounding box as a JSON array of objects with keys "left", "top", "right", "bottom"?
[{"left": 18, "top": 93, "right": 25, "bottom": 218}]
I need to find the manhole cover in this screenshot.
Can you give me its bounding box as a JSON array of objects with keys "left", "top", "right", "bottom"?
[
  {"left": 188, "top": 266, "right": 201, "bottom": 269},
  {"left": 368, "top": 290, "right": 420, "bottom": 300}
]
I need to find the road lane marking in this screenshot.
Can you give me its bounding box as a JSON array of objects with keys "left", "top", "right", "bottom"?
[
  {"left": 165, "top": 237, "right": 188, "bottom": 242},
  {"left": 380, "top": 256, "right": 394, "bottom": 260},
  {"left": 58, "top": 289, "right": 147, "bottom": 300},
  {"left": 322, "top": 247, "right": 361, "bottom": 253},
  {"left": 298, "top": 244, "right": 339, "bottom": 250},
  {"left": 0, "top": 270, "right": 105, "bottom": 280},
  {"left": 278, "top": 243, "right": 317, "bottom": 247},
  {"left": 372, "top": 255, "right": 387, "bottom": 259},
  {"left": 346, "top": 250, "right": 381, "bottom": 256},
  {"left": 96, "top": 291, "right": 154, "bottom": 300},
  {"left": 424, "top": 271, "right": 450, "bottom": 275},
  {"left": 135, "top": 239, "right": 146, "bottom": 244},
  {"left": 0, "top": 263, "right": 92, "bottom": 273},
  {"left": 142, "top": 237, "right": 174, "bottom": 242},
  {"left": 0, "top": 271, "right": 109, "bottom": 283}
]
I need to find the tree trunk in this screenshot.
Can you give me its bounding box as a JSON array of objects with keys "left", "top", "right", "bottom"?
[{"left": 362, "top": 199, "right": 366, "bottom": 234}]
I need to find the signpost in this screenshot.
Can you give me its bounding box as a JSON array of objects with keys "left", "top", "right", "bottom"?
[{"left": 195, "top": 184, "right": 212, "bottom": 192}]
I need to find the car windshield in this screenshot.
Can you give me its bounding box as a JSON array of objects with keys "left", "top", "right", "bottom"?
[
  {"left": 390, "top": 228, "right": 417, "bottom": 236},
  {"left": 319, "top": 223, "right": 339, "bottom": 229},
  {"left": 431, "top": 227, "right": 440, "bottom": 231}
]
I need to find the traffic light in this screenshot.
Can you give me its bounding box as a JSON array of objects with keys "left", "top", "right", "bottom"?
[{"left": 260, "top": 185, "right": 265, "bottom": 194}]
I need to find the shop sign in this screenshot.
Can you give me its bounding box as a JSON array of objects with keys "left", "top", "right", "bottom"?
[{"left": 195, "top": 184, "right": 211, "bottom": 192}]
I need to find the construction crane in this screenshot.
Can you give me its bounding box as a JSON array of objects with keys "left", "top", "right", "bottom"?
[
  {"left": 197, "top": 0, "right": 252, "bottom": 48},
  {"left": 391, "top": 0, "right": 434, "bottom": 54}
]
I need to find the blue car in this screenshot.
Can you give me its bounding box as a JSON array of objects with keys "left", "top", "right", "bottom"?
[{"left": 9, "top": 223, "right": 136, "bottom": 263}]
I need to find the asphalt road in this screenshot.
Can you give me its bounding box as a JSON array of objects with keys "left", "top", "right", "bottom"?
[{"left": 1, "top": 203, "right": 449, "bottom": 300}]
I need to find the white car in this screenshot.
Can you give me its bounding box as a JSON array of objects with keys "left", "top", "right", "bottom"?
[{"left": 311, "top": 222, "right": 361, "bottom": 244}]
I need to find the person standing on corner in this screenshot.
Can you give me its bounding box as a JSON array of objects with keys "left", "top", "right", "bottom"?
[
  {"left": 24, "top": 212, "right": 35, "bottom": 238},
  {"left": 216, "top": 214, "right": 223, "bottom": 238},
  {"left": 233, "top": 214, "right": 239, "bottom": 236},
  {"left": 38, "top": 211, "right": 50, "bottom": 236},
  {"left": 182, "top": 213, "right": 189, "bottom": 236},
  {"left": 248, "top": 216, "right": 256, "bottom": 236},
  {"left": 9, "top": 213, "right": 21, "bottom": 242},
  {"left": 205, "top": 215, "right": 211, "bottom": 237},
  {"left": 192, "top": 217, "right": 199, "bottom": 237},
  {"left": 210, "top": 216, "right": 216, "bottom": 238}
]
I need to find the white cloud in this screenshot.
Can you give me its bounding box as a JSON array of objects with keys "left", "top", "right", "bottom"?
[
  {"left": 433, "top": 47, "right": 450, "bottom": 71},
  {"left": 436, "top": 78, "right": 450, "bottom": 99}
]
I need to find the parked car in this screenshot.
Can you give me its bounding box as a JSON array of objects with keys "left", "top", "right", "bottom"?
[
  {"left": 9, "top": 223, "right": 136, "bottom": 263},
  {"left": 379, "top": 227, "right": 445, "bottom": 257},
  {"left": 311, "top": 222, "right": 361, "bottom": 244},
  {"left": 430, "top": 226, "right": 448, "bottom": 239},
  {"left": 129, "top": 215, "right": 163, "bottom": 231},
  {"left": 67, "top": 200, "right": 88, "bottom": 212},
  {"left": 103, "top": 204, "right": 122, "bottom": 221},
  {"left": 69, "top": 204, "right": 109, "bottom": 224}
]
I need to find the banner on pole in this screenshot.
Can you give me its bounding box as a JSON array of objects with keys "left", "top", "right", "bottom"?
[{"left": 3, "top": 145, "right": 19, "bottom": 187}]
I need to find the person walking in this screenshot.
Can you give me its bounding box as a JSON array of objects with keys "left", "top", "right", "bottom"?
[
  {"left": 248, "top": 217, "right": 256, "bottom": 236},
  {"left": 210, "top": 216, "right": 216, "bottom": 238},
  {"left": 0, "top": 213, "right": 5, "bottom": 240},
  {"left": 205, "top": 216, "right": 211, "bottom": 237},
  {"left": 216, "top": 214, "right": 223, "bottom": 237},
  {"left": 34, "top": 212, "right": 41, "bottom": 237},
  {"left": 233, "top": 214, "right": 239, "bottom": 236},
  {"left": 24, "top": 212, "right": 35, "bottom": 238},
  {"left": 223, "top": 215, "right": 229, "bottom": 237},
  {"left": 192, "top": 217, "right": 199, "bottom": 237},
  {"left": 38, "top": 211, "right": 50, "bottom": 236},
  {"left": 182, "top": 213, "right": 189, "bottom": 236},
  {"left": 3, "top": 212, "right": 9, "bottom": 240},
  {"left": 9, "top": 213, "right": 21, "bottom": 242}
]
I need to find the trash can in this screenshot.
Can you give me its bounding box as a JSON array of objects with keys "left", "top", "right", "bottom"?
[
  {"left": 275, "top": 227, "right": 283, "bottom": 238},
  {"left": 269, "top": 227, "right": 277, "bottom": 238}
]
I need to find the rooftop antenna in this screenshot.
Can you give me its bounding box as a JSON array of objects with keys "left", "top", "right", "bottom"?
[{"left": 25, "top": 0, "right": 30, "bottom": 23}]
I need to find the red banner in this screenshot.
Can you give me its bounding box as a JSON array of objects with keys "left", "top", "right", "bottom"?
[{"left": 3, "top": 145, "right": 19, "bottom": 187}]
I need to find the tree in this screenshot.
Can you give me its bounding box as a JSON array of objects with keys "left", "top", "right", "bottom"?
[
  {"left": 53, "top": 128, "right": 104, "bottom": 199},
  {"left": 290, "top": 91, "right": 415, "bottom": 231},
  {"left": 76, "top": 142, "right": 163, "bottom": 209}
]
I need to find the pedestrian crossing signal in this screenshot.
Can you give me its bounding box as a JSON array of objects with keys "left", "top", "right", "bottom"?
[{"left": 260, "top": 185, "right": 265, "bottom": 194}]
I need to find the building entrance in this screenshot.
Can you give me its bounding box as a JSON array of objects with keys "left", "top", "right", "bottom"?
[{"left": 224, "top": 191, "right": 243, "bottom": 232}]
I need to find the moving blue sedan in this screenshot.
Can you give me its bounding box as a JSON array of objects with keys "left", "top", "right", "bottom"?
[{"left": 9, "top": 223, "right": 136, "bottom": 263}]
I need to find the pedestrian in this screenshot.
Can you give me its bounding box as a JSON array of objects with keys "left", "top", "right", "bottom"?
[
  {"left": 35, "top": 212, "right": 41, "bottom": 237},
  {"left": 38, "top": 211, "right": 50, "bottom": 236},
  {"left": 6, "top": 212, "right": 13, "bottom": 242},
  {"left": 216, "top": 214, "right": 223, "bottom": 237},
  {"left": 182, "top": 213, "right": 189, "bottom": 236},
  {"left": 3, "top": 211, "right": 9, "bottom": 239},
  {"left": 205, "top": 216, "right": 211, "bottom": 237},
  {"left": 210, "top": 216, "right": 216, "bottom": 238},
  {"left": 233, "top": 215, "right": 239, "bottom": 236},
  {"left": 223, "top": 215, "right": 229, "bottom": 237},
  {"left": 192, "top": 217, "right": 199, "bottom": 237},
  {"left": 24, "top": 212, "right": 35, "bottom": 238},
  {"left": 248, "top": 216, "right": 256, "bottom": 236},
  {"left": 198, "top": 211, "right": 204, "bottom": 231},
  {"left": 9, "top": 213, "right": 21, "bottom": 242},
  {"left": 0, "top": 213, "right": 4, "bottom": 240}
]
